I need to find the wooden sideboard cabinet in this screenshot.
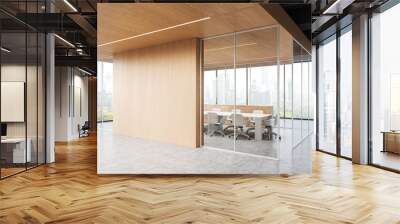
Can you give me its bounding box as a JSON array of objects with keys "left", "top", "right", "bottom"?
[{"left": 382, "top": 131, "right": 400, "bottom": 154}]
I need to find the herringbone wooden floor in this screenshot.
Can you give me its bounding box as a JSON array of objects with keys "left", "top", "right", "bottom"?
[{"left": 1, "top": 134, "right": 400, "bottom": 224}]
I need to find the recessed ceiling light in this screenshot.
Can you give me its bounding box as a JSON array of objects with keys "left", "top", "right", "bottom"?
[
  {"left": 205, "top": 43, "right": 257, "bottom": 52},
  {"left": 98, "top": 17, "right": 211, "bottom": 47}
]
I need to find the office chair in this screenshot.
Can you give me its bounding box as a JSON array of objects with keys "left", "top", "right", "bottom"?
[
  {"left": 224, "top": 109, "right": 241, "bottom": 133},
  {"left": 226, "top": 113, "right": 250, "bottom": 140},
  {"left": 79, "top": 121, "right": 90, "bottom": 138},
  {"left": 245, "top": 110, "right": 264, "bottom": 138},
  {"left": 248, "top": 110, "right": 263, "bottom": 125},
  {"left": 207, "top": 112, "right": 225, "bottom": 137},
  {"left": 264, "top": 115, "right": 281, "bottom": 140}
]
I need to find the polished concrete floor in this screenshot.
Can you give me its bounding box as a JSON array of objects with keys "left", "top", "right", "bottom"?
[
  {"left": 204, "top": 119, "right": 313, "bottom": 159},
  {"left": 1, "top": 134, "right": 400, "bottom": 223},
  {"left": 98, "top": 122, "right": 312, "bottom": 174}
]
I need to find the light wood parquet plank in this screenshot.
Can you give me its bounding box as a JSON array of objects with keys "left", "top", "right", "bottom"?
[{"left": 0, "top": 134, "right": 400, "bottom": 223}]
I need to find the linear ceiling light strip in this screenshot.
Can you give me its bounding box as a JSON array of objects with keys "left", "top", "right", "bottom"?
[
  {"left": 54, "top": 34, "right": 75, "bottom": 48},
  {"left": 63, "top": 0, "right": 78, "bottom": 12},
  {"left": 98, "top": 17, "right": 211, "bottom": 47}
]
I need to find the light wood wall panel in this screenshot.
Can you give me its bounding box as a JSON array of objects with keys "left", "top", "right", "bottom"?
[
  {"left": 204, "top": 104, "right": 273, "bottom": 114},
  {"left": 113, "top": 38, "right": 201, "bottom": 147}
]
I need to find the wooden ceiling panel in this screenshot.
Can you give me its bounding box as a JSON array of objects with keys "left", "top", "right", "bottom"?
[
  {"left": 203, "top": 27, "right": 294, "bottom": 68},
  {"left": 98, "top": 3, "right": 298, "bottom": 65}
]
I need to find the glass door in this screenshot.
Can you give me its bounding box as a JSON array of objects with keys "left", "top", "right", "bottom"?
[
  {"left": 203, "top": 33, "right": 235, "bottom": 152},
  {"left": 235, "top": 27, "right": 279, "bottom": 158}
]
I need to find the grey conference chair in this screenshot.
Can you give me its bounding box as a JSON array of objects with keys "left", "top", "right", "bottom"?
[
  {"left": 246, "top": 110, "right": 264, "bottom": 139},
  {"left": 226, "top": 113, "right": 250, "bottom": 140},
  {"left": 207, "top": 112, "right": 225, "bottom": 137},
  {"left": 224, "top": 109, "right": 241, "bottom": 133},
  {"left": 264, "top": 114, "right": 281, "bottom": 140}
]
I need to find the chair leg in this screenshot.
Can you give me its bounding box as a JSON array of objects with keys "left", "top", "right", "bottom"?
[
  {"left": 209, "top": 124, "right": 225, "bottom": 137},
  {"left": 216, "top": 130, "right": 225, "bottom": 137},
  {"left": 235, "top": 130, "right": 250, "bottom": 140},
  {"left": 246, "top": 127, "right": 254, "bottom": 135}
]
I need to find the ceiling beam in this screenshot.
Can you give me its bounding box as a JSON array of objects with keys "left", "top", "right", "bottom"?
[{"left": 262, "top": 4, "right": 311, "bottom": 52}]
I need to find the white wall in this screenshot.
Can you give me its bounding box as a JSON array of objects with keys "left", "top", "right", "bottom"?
[{"left": 55, "top": 67, "right": 89, "bottom": 141}]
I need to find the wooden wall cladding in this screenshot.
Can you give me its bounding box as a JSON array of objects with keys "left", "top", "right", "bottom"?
[
  {"left": 113, "top": 38, "right": 201, "bottom": 148},
  {"left": 204, "top": 104, "right": 273, "bottom": 115}
]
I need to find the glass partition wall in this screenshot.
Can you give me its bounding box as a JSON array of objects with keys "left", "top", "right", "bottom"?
[
  {"left": 202, "top": 26, "right": 312, "bottom": 159},
  {"left": 0, "top": 5, "right": 46, "bottom": 179}
]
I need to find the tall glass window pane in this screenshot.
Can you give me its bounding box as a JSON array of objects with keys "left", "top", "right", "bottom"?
[
  {"left": 217, "top": 69, "right": 235, "bottom": 105},
  {"left": 293, "top": 62, "right": 302, "bottom": 143},
  {"left": 371, "top": 4, "right": 400, "bottom": 171},
  {"left": 248, "top": 66, "right": 277, "bottom": 106},
  {"left": 284, "top": 64, "right": 293, "bottom": 127},
  {"left": 97, "top": 62, "right": 113, "bottom": 122},
  {"left": 203, "top": 34, "right": 235, "bottom": 152},
  {"left": 1, "top": 31, "right": 28, "bottom": 177},
  {"left": 340, "top": 28, "right": 352, "bottom": 158},
  {"left": 279, "top": 65, "right": 285, "bottom": 120},
  {"left": 318, "top": 36, "right": 337, "bottom": 154},
  {"left": 302, "top": 61, "right": 309, "bottom": 138},
  {"left": 236, "top": 27, "right": 279, "bottom": 157},
  {"left": 236, "top": 67, "right": 247, "bottom": 105},
  {"left": 204, "top": 70, "right": 216, "bottom": 104}
]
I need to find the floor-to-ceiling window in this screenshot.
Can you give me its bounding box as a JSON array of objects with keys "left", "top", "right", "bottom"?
[
  {"left": 317, "top": 35, "right": 337, "bottom": 155},
  {"left": 316, "top": 25, "right": 353, "bottom": 158},
  {"left": 340, "top": 26, "right": 352, "bottom": 158},
  {"left": 97, "top": 61, "right": 113, "bottom": 123},
  {"left": 370, "top": 2, "right": 400, "bottom": 171}
]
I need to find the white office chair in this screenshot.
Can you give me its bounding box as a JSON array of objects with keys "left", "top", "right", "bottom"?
[
  {"left": 225, "top": 109, "right": 241, "bottom": 126},
  {"left": 246, "top": 110, "right": 264, "bottom": 138},
  {"left": 226, "top": 113, "right": 250, "bottom": 140},
  {"left": 249, "top": 110, "right": 263, "bottom": 124},
  {"left": 207, "top": 112, "right": 225, "bottom": 137}
]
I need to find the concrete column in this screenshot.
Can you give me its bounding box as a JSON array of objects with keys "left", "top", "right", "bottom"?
[
  {"left": 352, "top": 14, "right": 369, "bottom": 164},
  {"left": 55, "top": 67, "right": 73, "bottom": 141},
  {"left": 46, "top": 32, "right": 55, "bottom": 163}
]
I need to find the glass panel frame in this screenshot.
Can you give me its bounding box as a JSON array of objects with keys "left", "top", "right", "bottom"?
[
  {"left": 0, "top": 2, "right": 47, "bottom": 179},
  {"left": 317, "top": 35, "right": 337, "bottom": 155},
  {"left": 370, "top": 4, "right": 400, "bottom": 171},
  {"left": 315, "top": 25, "right": 353, "bottom": 160},
  {"left": 339, "top": 27, "right": 352, "bottom": 159}
]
